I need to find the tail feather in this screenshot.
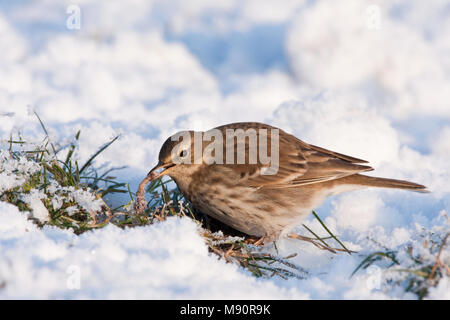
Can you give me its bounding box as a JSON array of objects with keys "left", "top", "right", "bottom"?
[{"left": 345, "top": 174, "right": 429, "bottom": 192}]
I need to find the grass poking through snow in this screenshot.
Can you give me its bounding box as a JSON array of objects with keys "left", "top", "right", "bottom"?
[
  {"left": 1, "top": 117, "right": 126, "bottom": 233},
  {"left": 351, "top": 226, "right": 449, "bottom": 299}
]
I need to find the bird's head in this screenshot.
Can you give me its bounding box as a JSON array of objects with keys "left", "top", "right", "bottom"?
[{"left": 146, "top": 131, "right": 197, "bottom": 181}]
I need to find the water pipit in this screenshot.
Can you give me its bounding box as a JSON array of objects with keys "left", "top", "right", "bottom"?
[{"left": 136, "top": 122, "right": 427, "bottom": 243}]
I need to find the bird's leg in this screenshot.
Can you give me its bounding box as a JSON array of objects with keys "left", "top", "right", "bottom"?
[
  {"left": 224, "top": 244, "right": 235, "bottom": 258},
  {"left": 253, "top": 236, "right": 266, "bottom": 246}
]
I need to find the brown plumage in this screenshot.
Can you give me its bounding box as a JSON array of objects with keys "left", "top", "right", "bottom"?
[{"left": 137, "top": 122, "right": 427, "bottom": 243}]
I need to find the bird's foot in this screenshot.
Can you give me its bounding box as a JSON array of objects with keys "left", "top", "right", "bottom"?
[
  {"left": 247, "top": 235, "right": 278, "bottom": 246},
  {"left": 253, "top": 236, "right": 266, "bottom": 246}
]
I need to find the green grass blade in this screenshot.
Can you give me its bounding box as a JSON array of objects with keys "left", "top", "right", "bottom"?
[
  {"left": 302, "top": 223, "right": 332, "bottom": 248},
  {"left": 312, "top": 211, "right": 352, "bottom": 254},
  {"left": 351, "top": 251, "right": 399, "bottom": 277},
  {"left": 127, "top": 183, "right": 134, "bottom": 201},
  {"left": 33, "top": 110, "right": 57, "bottom": 154},
  {"left": 79, "top": 135, "right": 119, "bottom": 174}
]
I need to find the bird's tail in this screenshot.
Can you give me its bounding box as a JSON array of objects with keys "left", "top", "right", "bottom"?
[{"left": 344, "top": 174, "right": 429, "bottom": 192}]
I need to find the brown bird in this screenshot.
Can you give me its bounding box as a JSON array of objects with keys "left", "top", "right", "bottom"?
[{"left": 136, "top": 122, "right": 427, "bottom": 244}]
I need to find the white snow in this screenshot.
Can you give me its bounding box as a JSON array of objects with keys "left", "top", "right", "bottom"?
[
  {"left": 0, "top": 204, "right": 306, "bottom": 299},
  {"left": 0, "top": 0, "right": 449, "bottom": 299},
  {"left": 22, "top": 189, "right": 50, "bottom": 223},
  {"left": 0, "top": 150, "right": 41, "bottom": 193}
]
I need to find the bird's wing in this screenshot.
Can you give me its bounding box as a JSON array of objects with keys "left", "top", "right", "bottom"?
[{"left": 214, "top": 122, "right": 373, "bottom": 188}]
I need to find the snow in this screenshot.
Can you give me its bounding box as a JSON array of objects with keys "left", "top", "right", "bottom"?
[
  {"left": 428, "top": 278, "right": 450, "bottom": 300},
  {"left": 0, "top": 204, "right": 306, "bottom": 299},
  {"left": 22, "top": 189, "right": 50, "bottom": 223},
  {"left": 0, "top": 0, "right": 449, "bottom": 299},
  {"left": 0, "top": 150, "right": 41, "bottom": 192}
]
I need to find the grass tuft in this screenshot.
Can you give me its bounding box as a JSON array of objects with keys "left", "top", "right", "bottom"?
[
  {"left": 351, "top": 230, "right": 449, "bottom": 299},
  {"left": 1, "top": 114, "right": 126, "bottom": 233}
]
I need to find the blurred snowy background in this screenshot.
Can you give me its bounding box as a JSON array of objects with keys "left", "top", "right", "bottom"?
[{"left": 0, "top": 0, "right": 449, "bottom": 299}]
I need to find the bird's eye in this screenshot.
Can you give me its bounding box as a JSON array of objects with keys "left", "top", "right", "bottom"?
[{"left": 179, "top": 149, "right": 188, "bottom": 157}]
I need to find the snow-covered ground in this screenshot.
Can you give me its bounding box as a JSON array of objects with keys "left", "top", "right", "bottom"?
[{"left": 0, "top": 0, "right": 449, "bottom": 299}]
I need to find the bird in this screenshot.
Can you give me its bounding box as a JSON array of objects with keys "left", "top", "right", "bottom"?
[{"left": 137, "top": 122, "right": 427, "bottom": 244}]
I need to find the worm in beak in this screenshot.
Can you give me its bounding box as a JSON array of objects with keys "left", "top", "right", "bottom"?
[
  {"left": 134, "top": 162, "right": 175, "bottom": 214},
  {"left": 146, "top": 162, "right": 176, "bottom": 181}
]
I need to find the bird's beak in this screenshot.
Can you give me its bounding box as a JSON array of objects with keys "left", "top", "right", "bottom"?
[{"left": 146, "top": 162, "right": 176, "bottom": 181}]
